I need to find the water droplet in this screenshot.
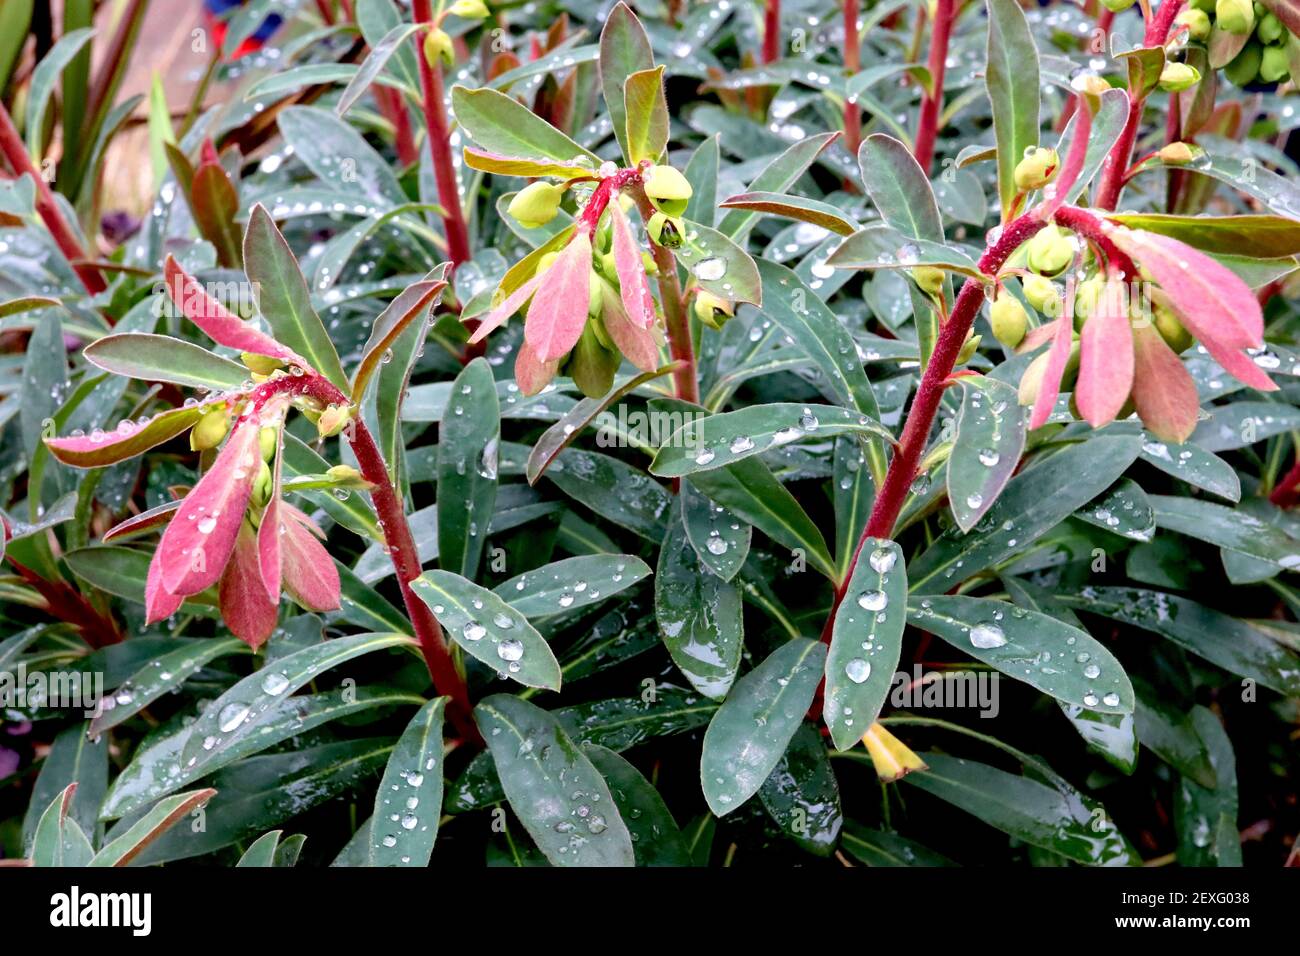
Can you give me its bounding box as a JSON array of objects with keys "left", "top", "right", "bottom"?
[
  {"left": 868, "top": 547, "right": 896, "bottom": 574},
  {"left": 845, "top": 658, "right": 871, "bottom": 684},
  {"left": 497, "top": 639, "right": 524, "bottom": 662},
  {"left": 969, "top": 622, "right": 1007, "bottom": 649},
  {"left": 261, "top": 672, "right": 290, "bottom": 695},
  {"left": 218, "top": 703, "right": 250, "bottom": 732},
  {"left": 463, "top": 621, "right": 487, "bottom": 641},
  {"left": 857, "top": 589, "right": 888, "bottom": 611}
]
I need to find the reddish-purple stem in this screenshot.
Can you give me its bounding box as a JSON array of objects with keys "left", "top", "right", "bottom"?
[
  {"left": 913, "top": 0, "right": 955, "bottom": 174},
  {"left": 763, "top": 0, "right": 781, "bottom": 63}
]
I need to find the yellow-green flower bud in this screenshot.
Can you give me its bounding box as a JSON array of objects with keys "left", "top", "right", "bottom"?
[
  {"left": 956, "top": 332, "right": 982, "bottom": 365},
  {"left": 641, "top": 251, "right": 659, "bottom": 276},
  {"left": 1100, "top": 0, "right": 1133, "bottom": 11},
  {"left": 258, "top": 425, "right": 278, "bottom": 461},
  {"left": 1258, "top": 11, "right": 1284, "bottom": 43},
  {"left": 242, "top": 352, "right": 284, "bottom": 376},
  {"left": 253, "top": 460, "right": 273, "bottom": 508},
  {"left": 190, "top": 406, "right": 229, "bottom": 451},
  {"left": 646, "top": 211, "right": 683, "bottom": 248},
  {"left": 1023, "top": 275, "right": 1062, "bottom": 315},
  {"left": 423, "top": 27, "right": 454, "bottom": 68},
  {"left": 569, "top": 323, "right": 617, "bottom": 398},
  {"left": 1191, "top": 0, "right": 1215, "bottom": 11},
  {"left": 1026, "top": 224, "right": 1074, "bottom": 276},
  {"left": 1154, "top": 304, "right": 1195, "bottom": 353},
  {"left": 989, "top": 294, "right": 1029, "bottom": 348},
  {"left": 1158, "top": 142, "right": 1203, "bottom": 165},
  {"left": 316, "top": 404, "right": 351, "bottom": 440},
  {"left": 1158, "top": 62, "right": 1201, "bottom": 92},
  {"left": 507, "top": 181, "right": 564, "bottom": 229},
  {"left": 535, "top": 251, "right": 561, "bottom": 276},
  {"left": 1260, "top": 43, "right": 1290, "bottom": 83},
  {"left": 1216, "top": 0, "right": 1255, "bottom": 35},
  {"left": 693, "top": 291, "right": 734, "bottom": 330},
  {"left": 1014, "top": 147, "right": 1060, "bottom": 192},
  {"left": 1073, "top": 275, "right": 1106, "bottom": 331},
  {"left": 449, "top": 0, "right": 490, "bottom": 19},
  {"left": 1175, "top": 8, "right": 1212, "bottom": 41},
  {"left": 912, "top": 266, "right": 945, "bottom": 296},
  {"left": 588, "top": 270, "right": 604, "bottom": 316},
  {"left": 1018, "top": 340, "right": 1081, "bottom": 407},
  {"left": 1224, "top": 40, "right": 1263, "bottom": 86},
  {"left": 642, "top": 165, "right": 693, "bottom": 217},
  {"left": 325, "top": 464, "right": 367, "bottom": 487}
]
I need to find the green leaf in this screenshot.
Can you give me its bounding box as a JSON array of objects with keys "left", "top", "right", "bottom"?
[
  {"left": 1133, "top": 680, "right": 1215, "bottom": 788},
  {"left": 83, "top": 332, "right": 249, "bottom": 390},
  {"left": 1150, "top": 494, "right": 1300, "bottom": 569},
  {"left": 101, "top": 687, "right": 418, "bottom": 820},
  {"left": 437, "top": 358, "right": 499, "bottom": 578},
  {"left": 909, "top": 434, "right": 1144, "bottom": 593},
  {"left": 946, "top": 375, "right": 1026, "bottom": 532},
  {"left": 716, "top": 132, "right": 840, "bottom": 240},
  {"left": 825, "top": 538, "right": 906, "bottom": 750},
  {"left": 22, "top": 723, "right": 107, "bottom": 852},
  {"left": 31, "top": 785, "right": 95, "bottom": 867},
  {"left": 1191, "top": 401, "right": 1300, "bottom": 452},
  {"left": 683, "top": 135, "right": 720, "bottom": 226},
  {"left": 90, "top": 637, "right": 248, "bottom": 735},
  {"left": 681, "top": 479, "right": 750, "bottom": 581},
  {"left": 754, "top": 260, "right": 881, "bottom": 420},
  {"left": 1075, "top": 478, "right": 1155, "bottom": 542},
  {"left": 655, "top": 510, "right": 744, "bottom": 699},
  {"left": 700, "top": 638, "right": 826, "bottom": 816},
  {"left": 1138, "top": 434, "right": 1240, "bottom": 502},
  {"left": 1058, "top": 702, "right": 1138, "bottom": 775},
  {"left": 451, "top": 86, "right": 598, "bottom": 165},
  {"left": 688, "top": 457, "right": 836, "bottom": 580},
  {"left": 89, "top": 789, "right": 216, "bottom": 866},
  {"left": 475, "top": 694, "right": 635, "bottom": 866},
  {"left": 337, "top": 23, "right": 421, "bottom": 116},
  {"left": 495, "top": 555, "right": 651, "bottom": 618},
  {"left": 674, "top": 219, "right": 762, "bottom": 306},
  {"left": 1068, "top": 587, "right": 1300, "bottom": 695},
  {"left": 411, "top": 570, "right": 561, "bottom": 690},
  {"left": 190, "top": 158, "right": 243, "bottom": 269},
  {"left": 369, "top": 698, "right": 446, "bottom": 867},
  {"left": 651, "top": 403, "right": 889, "bottom": 478},
  {"left": 826, "top": 224, "right": 983, "bottom": 277},
  {"left": 583, "top": 744, "right": 690, "bottom": 866},
  {"left": 858, "top": 134, "right": 944, "bottom": 242},
  {"left": 1175, "top": 707, "right": 1240, "bottom": 866},
  {"left": 910, "top": 596, "right": 1134, "bottom": 713},
  {"left": 351, "top": 271, "right": 445, "bottom": 402},
  {"left": 547, "top": 448, "right": 673, "bottom": 541},
  {"left": 244, "top": 204, "right": 350, "bottom": 392},
  {"left": 624, "top": 65, "right": 668, "bottom": 165},
  {"left": 26, "top": 28, "right": 97, "bottom": 158},
  {"left": 277, "top": 105, "right": 407, "bottom": 207},
  {"left": 757, "top": 722, "right": 843, "bottom": 856},
  {"left": 236, "top": 830, "right": 285, "bottom": 867},
  {"left": 1109, "top": 213, "right": 1300, "bottom": 259},
  {"left": 599, "top": 1, "right": 655, "bottom": 166},
  {"left": 841, "top": 823, "right": 955, "bottom": 866},
  {"left": 985, "top": 0, "right": 1040, "bottom": 220},
  {"left": 717, "top": 192, "right": 858, "bottom": 235},
  {"left": 180, "top": 633, "right": 414, "bottom": 774},
  {"left": 123, "top": 739, "right": 392, "bottom": 865},
  {"left": 903, "top": 753, "right": 1130, "bottom": 865}
]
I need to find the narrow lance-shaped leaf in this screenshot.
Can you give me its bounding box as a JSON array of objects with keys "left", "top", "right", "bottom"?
[
  {"left": 352, "top": 272, "right": 446, "bottom": 400},
  {"left": 411, "top": 570, "right": 561, "bottom": 690},
  {"left": 947, "top": 375, "right": 1026, "bottom": 532},
  {"left": 825, "top": 539, "right": 907, "bottom": 751},
  {"left": 437, "top": 357, "right": 499, "bottom": 578},
  {"left": 45, "top": 402, "right": 212, "bottom": 469},
  {"left": 369, "top": 698, "right": 446, "bottom": 867},
  {"left": 90, "top": 637, "right": 248, "bottom": 735},
  {"left": 608, "top": 201, "right": 656, "bottom": 329},
  {"left": 88, "top": 789, "right": 216, "bottom": 867},
  {"left": 525, "top": 231, "right": 594, "bottom": 362},
  {"left": 495, "top": 555, "right": 652, "bottom": 618},
  {"left": 244, "top": 204, "right": 350, "bottom": 392},
  {"left": 180, "top": 632, "right": 415, "bottom": 774},
  {"left": 624, "top": 65, "right": 668, "bottom": 165},
  {"left": 30, "top": 785, "right": 94, "bottom": 867},
  {"left": 986, "top": 0, "right": 1040, "bottom": 219},
  {"left": 83, "top": 332, "right": 249, "bottom": 391},
  {"left": 655, "top": 509, "right": 744, "bottom": 700},
  {"left": 700, "top": 638, "right": 827, "bottom": 816},
  {"left": 650, "top": 403, "right": 891, "bottom": 478},
  {"left": 681, "top": 479, "right": 751, "bottom": 582},
  {"left": 599, "top": 2, "right": 655, "bottom": 166},
  {"left": 583, "top": 744, "right": 691, "bottom": 866},
  {"left": 475, "top": 694, "right": 635, "bottom": 867}
]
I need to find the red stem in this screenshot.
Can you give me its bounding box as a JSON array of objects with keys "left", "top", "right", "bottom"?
[
  {"left": 629, "top": 184, "right": 699, "bottom": 404},
  {"left": 913, "top": 0, "right": 955, "bottom": 174},
  {"left": 1271, "top": 458, "right": 1300, "bottom": 508},
  {"left": 817, "top": 211, "right": 1049, "bottom": 648},
  {"left": 763, "top": 0, "right": 781, "bottom": 63},
  {"left": 413, "top": 0, "right": 472, "bottom": 269},
  {"left": 260, "top": 373, "right": 478, "bottom": 742},
  {"left": 843, "top": 0, "right": 863, "bottom": 157},
  {"left": 0, "top": 102, "right": 106, "bottom": 295},
  {"left": 377, "top": 86, "right": 420, "bottom": 168}
]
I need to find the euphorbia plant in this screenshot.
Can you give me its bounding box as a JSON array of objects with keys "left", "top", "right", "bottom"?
[{"left": 6, "top": 0, "right": 1300, "bottom": 874}]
